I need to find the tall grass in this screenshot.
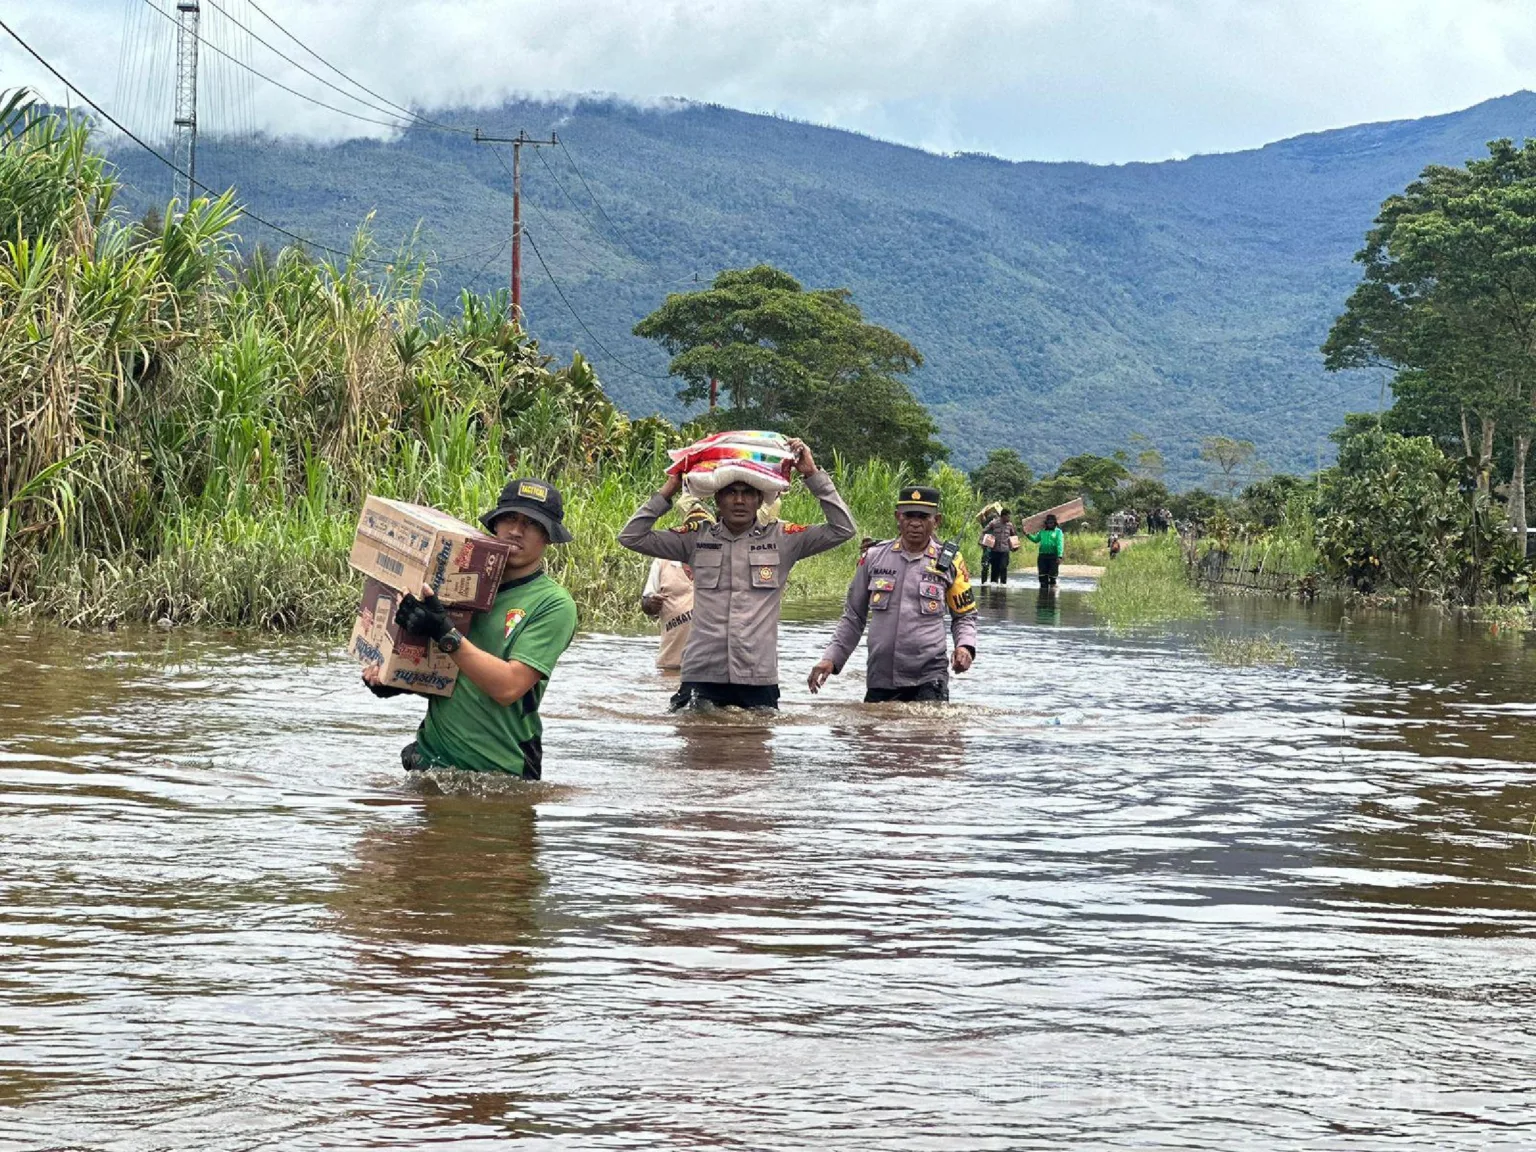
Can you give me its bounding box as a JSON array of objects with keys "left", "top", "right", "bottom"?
[
  {"left": 1092, "top": 536, "right": 1210, "bottom": 631},
  {"left": 0, "top": 93, "right": 992, "bottom": 633}
]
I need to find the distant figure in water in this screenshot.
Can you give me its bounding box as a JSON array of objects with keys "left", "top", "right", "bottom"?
[
  {"left": 979, "top": 508, "right": 1016, "bottom": 586},
  {"left": 1026, "top": 513, "right": 1065, "bottom": 589}
]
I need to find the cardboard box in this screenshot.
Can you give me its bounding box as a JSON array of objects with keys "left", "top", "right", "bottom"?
[
  {"left": 349, "top": 495, "right": 510, "bottom": 611},
  {"left": 1019, "top": 498, "right": 1087, "bottom": 535},
  {"left": 348, "top": 577, "right": 475, "bottom": 697}
]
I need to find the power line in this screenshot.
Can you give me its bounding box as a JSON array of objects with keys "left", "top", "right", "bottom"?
[
  {"left": 138, "top": 0, "right": 417, "bottom": 132},
  {"left": 557, "top": 137, "right": 648, "bottom": 258},
  {"left": 465, "top": 237, "right": 511, "bottom": 296},
  {"left": 1, "top": 17, "right": 380, "bottom": 266},
  {"left": 533, "top": 145, "right": 613, "bottom": 253},
  {"left": 217, "top": 0, "right": 470, "bottom": 135},
  {"left": 492, "top": 147, "right": 592, "bottom": 259},
  {"left": 522, "top": 228, "right": 672, "bottom": 382}
]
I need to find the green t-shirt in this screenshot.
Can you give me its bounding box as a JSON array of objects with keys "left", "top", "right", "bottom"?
[
  {"left": 1028, "top": 527, "right": 1065, "bottom": 556},
  {"left": 416, "top": 570, "right": 578, "bottom": 777}
]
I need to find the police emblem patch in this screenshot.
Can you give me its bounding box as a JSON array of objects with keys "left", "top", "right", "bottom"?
[
  {"left": 757, "top": 566, "right": 775, "bottom": 582},
  {"left": 504, "top": 607, "right": 526, "bottom": 638}
]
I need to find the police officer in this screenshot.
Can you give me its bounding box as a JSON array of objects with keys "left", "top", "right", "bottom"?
[
  {"left": 808, "top": 485, "right": 977, "bottom": 703},
  {"left": 619, "top": 437, "right": 856, "bottom": 710}
]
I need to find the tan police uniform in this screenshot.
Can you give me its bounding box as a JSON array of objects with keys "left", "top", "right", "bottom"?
[
  {"left": 619, "top": 470, "right": 856, "bottom": 696},
  {"left": 821, "top": 536, "right": 978, "bottom": 701}
]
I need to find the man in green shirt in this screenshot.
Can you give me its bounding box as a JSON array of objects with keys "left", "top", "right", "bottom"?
[
  {"left": 1025, "top": 512, "right": 1066, "bottom": 589},
  {"left": 362, "top": 478, "right": 579, "bottom": 778}
]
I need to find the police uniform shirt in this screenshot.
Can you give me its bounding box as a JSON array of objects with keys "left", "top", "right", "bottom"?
[
  {"left": 821, "top": 537, "right": 978, "bottom": 690},
  {"left": 618, "top": 470, "right": 857, "bottom": 685}
]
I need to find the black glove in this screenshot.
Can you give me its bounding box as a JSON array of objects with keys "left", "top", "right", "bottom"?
[
  {"left": 363, "top": 673, "right": 408, "bottom": 699},
  {"left": 393, "top": 590, "right": 452, "bottom": 641}
]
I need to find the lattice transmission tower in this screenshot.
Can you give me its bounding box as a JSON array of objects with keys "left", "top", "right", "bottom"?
[{"left": 171, "top": 0, "right": 200, "bottom": 207}]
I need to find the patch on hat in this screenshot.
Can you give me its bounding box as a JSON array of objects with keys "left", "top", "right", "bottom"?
[
  {"left": 910, "top": 490, "right": 922, "bottom": 500},
  {"left": 516, "top": 481, "right": 549, "bottom": 501}
]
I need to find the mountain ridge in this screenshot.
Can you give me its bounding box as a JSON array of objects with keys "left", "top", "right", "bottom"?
[{"left": 104, "top": 89, "right": 1536, "bottom": 485}]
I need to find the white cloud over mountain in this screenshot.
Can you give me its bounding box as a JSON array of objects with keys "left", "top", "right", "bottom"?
[{"left": 4, "top": 0, "right": 1534, "bottom": 162}]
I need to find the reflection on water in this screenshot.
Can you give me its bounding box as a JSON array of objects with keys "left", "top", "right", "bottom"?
[{"left": 3, "top": 585, "right": 1536, "bottom": 1148}]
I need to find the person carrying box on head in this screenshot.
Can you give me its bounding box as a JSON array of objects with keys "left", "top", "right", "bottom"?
[
  {"left": 619, "top": 434, "right": 855, "bottom": 711},
  {"left": 362, "top": 478, "right": 578, "bottom": 779}
]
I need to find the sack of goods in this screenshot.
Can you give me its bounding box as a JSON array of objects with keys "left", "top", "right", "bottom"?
[{"left": 666, "top": 430, "right": 796, "bottom": 497}]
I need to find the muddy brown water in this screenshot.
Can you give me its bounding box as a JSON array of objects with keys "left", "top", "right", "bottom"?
[{"left": 3, "top": 580, "right": 1535, "bottom": 1149}]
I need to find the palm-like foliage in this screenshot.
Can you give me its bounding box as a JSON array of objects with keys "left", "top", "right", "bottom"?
[{"left": 1, "top": 91, "right": 987, "bottom": 630}]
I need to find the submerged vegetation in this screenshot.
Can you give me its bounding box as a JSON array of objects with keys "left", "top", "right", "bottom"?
[
  {"left": 1198, "top": 632, "right": 1299, "bottom": 668},
  {"left": 0, "top": 92, "right": 998, "bottom": 633},
  {"left": 1092, "top": 537, "right": 1209, "bottom": 631}
]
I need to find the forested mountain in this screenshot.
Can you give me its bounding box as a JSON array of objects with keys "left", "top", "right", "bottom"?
[{"left": 107, "top": 91, "right": 1536, "bottom": 483}]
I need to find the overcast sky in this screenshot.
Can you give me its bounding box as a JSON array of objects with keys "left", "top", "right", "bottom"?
[{"left": 3, "top": 0, "right": 1533, "bottom": 163}]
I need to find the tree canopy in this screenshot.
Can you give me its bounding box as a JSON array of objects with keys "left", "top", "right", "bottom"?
[
  {"left": 1322, "top": 138, "right": 1536, "bottom": 537},
  {"left": 633, "top": 264, "right": 945, "bottom": 473},
  {"left": 968, "top": 449, "right": 1034, "bottom": 509}
]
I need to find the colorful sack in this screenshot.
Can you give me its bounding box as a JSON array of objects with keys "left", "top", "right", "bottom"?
[{"left": 666, "top": 430, "right": 796, "bottom": 497}]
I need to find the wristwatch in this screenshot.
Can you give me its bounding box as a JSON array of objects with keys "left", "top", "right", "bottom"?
[{"left": 436, "top": 627, "right": 463, "bottom": 654}]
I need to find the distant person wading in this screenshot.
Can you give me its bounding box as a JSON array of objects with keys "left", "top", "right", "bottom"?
[
  {"left": 1026, "top": 513, "right": 1065, "bottom": 589},
  {"left": 979, "top": 508, "right": 1017, "bottom": 585}
]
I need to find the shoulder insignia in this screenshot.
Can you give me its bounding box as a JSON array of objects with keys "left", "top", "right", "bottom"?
[
  {"left": 669, "top": 524, "right": 696, "bottom": 534},
  {"left": 783, "top": 523, "right": 809, "bottom": 534}
]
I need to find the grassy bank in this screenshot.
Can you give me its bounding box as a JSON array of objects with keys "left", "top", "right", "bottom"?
[
  {"left": 1, "top": 96, "right": 1001, "bottom": 634},
  {"left": 1092, "top": 536, "right": 1210, "bottom": 630}
]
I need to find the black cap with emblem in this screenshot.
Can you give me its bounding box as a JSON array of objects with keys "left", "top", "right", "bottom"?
[
  {"left": 895, "top": 485, "right": 942, "bottom": 514},
  {"left": 480, "top": 477, "right": 574, "bottom": 544}
]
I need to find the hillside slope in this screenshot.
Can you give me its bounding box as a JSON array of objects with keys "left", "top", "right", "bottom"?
[{"left": 106, "top": 92, "right": 1536, "bottom": 483}]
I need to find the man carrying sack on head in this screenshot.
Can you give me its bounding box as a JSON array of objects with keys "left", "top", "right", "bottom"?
[
  {"left": 363, "top": 478, "right": 579, "bottom": 778},
  {"left": 619, "top": 435, "right": 856, "bottom": 711},
  {"left": 808, "top": 485, "right": 977, "bottom": 703}
]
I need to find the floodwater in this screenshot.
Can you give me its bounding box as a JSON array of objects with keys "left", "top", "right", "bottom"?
[{"left": 3, "top": 579, "right": 1536, "bottom": 1149}]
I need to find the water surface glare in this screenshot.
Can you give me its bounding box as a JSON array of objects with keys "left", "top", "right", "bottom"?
[{"left": 3, "top": 585, "right": 1536, "bottom": 1148}]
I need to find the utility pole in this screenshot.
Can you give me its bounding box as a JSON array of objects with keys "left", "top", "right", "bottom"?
[
  {"left": 474, "top": 129, "right": 558, "bottom": 325},
  {"left": 172, "top": 0, "right": 201, "bottom": 209}
]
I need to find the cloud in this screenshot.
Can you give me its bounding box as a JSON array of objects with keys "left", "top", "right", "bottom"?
[{"left": 3, "top": 0, "right": 1534, "bottom": 162}]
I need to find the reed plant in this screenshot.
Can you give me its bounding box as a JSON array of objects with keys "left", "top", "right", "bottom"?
[{"left": 0, "top": 93, "right": 989, "bottom": 634}]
